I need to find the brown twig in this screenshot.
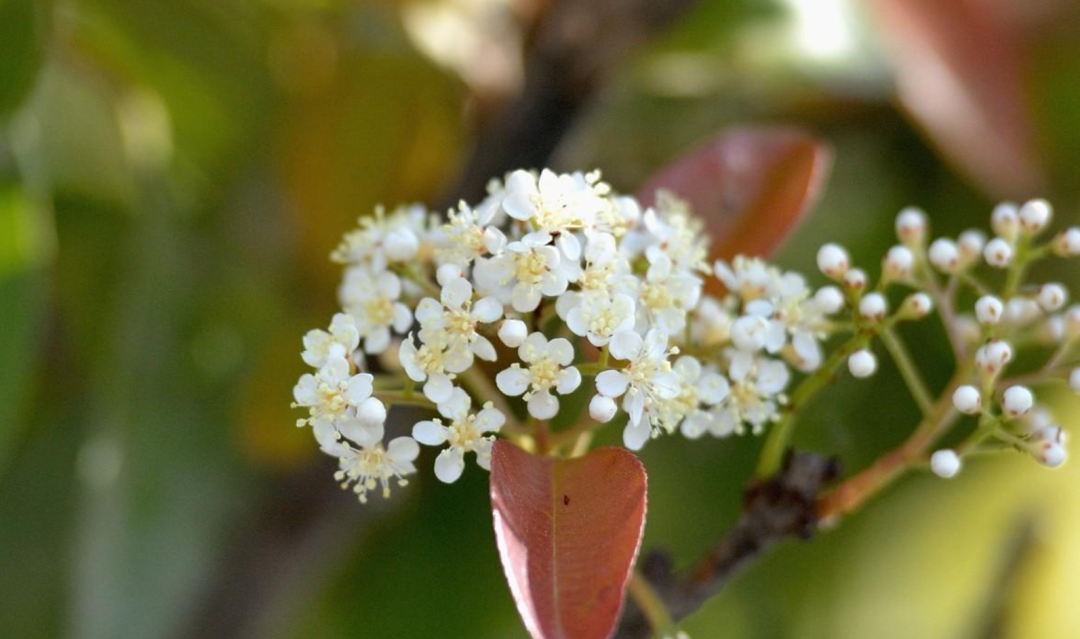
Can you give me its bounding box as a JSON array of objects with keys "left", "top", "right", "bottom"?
[{"left": 614, "top": 452, "right": 839, "bottom": 639}]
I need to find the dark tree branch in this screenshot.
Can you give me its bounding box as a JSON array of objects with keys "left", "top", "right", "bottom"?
[{"left": 615, "top": 452, "right": 840, "bottom": 639}]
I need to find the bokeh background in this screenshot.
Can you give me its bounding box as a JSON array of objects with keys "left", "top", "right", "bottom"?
[{"left": 2, "top": 0, "right": 1080, "bottom": 638}]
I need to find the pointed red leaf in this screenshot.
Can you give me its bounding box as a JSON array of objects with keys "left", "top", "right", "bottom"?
[
  {"left": 867, "top": 0, "right": 1045, "bottom": 198},
  {"left": 490, "top": 441, "right": 647, "bottom": 639},
  {"left": 637, "top": 127, "right": 832, "bottom": 265}
]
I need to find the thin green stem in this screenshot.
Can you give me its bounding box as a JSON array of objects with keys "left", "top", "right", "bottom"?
[
  {"left": 627, "top": 571, "right": 679, "bottom": 639},
  {"left": 378, "top": 391, "right": 437, "bottom": 410},
  {"left": 880, "top": 327, "right": 934, "bottom": 416}
]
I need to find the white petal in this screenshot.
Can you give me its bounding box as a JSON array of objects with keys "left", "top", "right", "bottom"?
[
  {"left": 338, "top": 417, "right": 383, "bottom": 448},
  {"left": 557, "top": 233, "right": 581, "bottom": 261},
  {"left": 364, "top": 328, "right": 390, "bottom": 355},
  {"left": 609, "top": 330, "right": 643, "bottom": 361},
  {"left": 442, "top": 277, "right": 473, "bottom": 309},
  {"left": 596, "top": 370, "right": 630, "bottom": 398},
  {"left": 697, "top": 373, "right": 730, "bottom": 405},
  {"left": 355, "top": 397, "right": 387, "bottom": 427},
  {"left": 392, "top": 303, "right": 413, "bottom": 333},
  {"left": 472, "top": 296, "right": 504, "bottom": 323},
  {"left": 624, "top": 391, "right": 645, "bottom": 426},
  {"left": 547, "top": 338, "right": 575, "bottom": 366},
  {"left": 413, "top": 420, "right": 448, "bottom": 446},
  {"left": 475, "top": 408, "right": 506, "bottom": 433},
  {"left": 415, "top": 298, "right": 443, "bottom": 324},
  {"left": 434, "top": 449, "right": 466, "bottom": 483},
  {"left": 424, "top": 374, "right": 454, "bottom": 403},
  {"left": 345, "top": 373, "right": 374, "bottom": 404},
  {"left": 471, "top": 335, "right": 497, "bottom": 362},
  {"left": 387, "top": 436, "right": 420, "bottom": 463},
  {"left": 293, "top": 374, "right": 318, "bottom": 406},
  {"left": 440, "top": 387, "right": 471, "bottom": 420},
  {"left": 673, "top": 356, "right": 701, "bottom": 381},
  {"left": 528, "top": 391, "right": 559, "bottom": 420},
  {"left": 556, "top": 367, "right": 582, "bottom": 395},
  {"left": 496, "top": 366, "right": 530, "bottom": 397},
  {"left": 623, "top": 421, "right": 651, "bottom": 451},
  {"left": 474, "top": 438, "right": 494, "bottom": 470},
  {"left": 511, "top": 284, "right": 542, "bottom": 312}
]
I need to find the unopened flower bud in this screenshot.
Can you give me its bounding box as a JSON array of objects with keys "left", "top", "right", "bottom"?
[
  {"left": 883, "top": 245, "right": 914, "bottom": 282},
  {"left": 814, "top": 286, "right": 845, "bottom": 314},
  {"left": 929, "top": 238, "right": 961, "bottom": 273},
  {"left": 1071, "top": 368, "right": 1080, "bottom": 394},
  {"left": 817, "top": 244, "right": 850, "bottom": 279},
  {"left": 991, "top": 203, "right": 1019, "bottom": 241},
  {"left": 436, "top": 263, "right": 463, "bottom": 286},
  {"left": 952, "top": 385, "right": 982, "bottom": 415},
  {"left": 957, "top": 230, "right": 986, "bottom": 266},
  {"left": 498, "top": 319, "right": 527, "bottom": 347},
  {"left": 896, "top": 207, "right": 928, "bottom": 246},
  {"left": 842, "top": 268, "right": 867, "bottom": 292},
  {"left": 1065, "top": 306, "right": 1080, "bottom": 338},
  {"left": 356, "top": 397, "right": 388, "bottom": 427},
  {"left": 930, "top": 449, "right": 962, "bottom": 478},
  {"left": 975, "top": 296, "right": 1004, "bottom": 325},
  {"left": 1006, "top": 298, "right": 1041, "bottom": 326},
  {"left": 1018, "top": 199, "right": 1052, "bottom": 235},
  {"left": 859, "top": 293, "right": 888, "bottom": 322},
  {"left": 984, "top": 238, "right": 1014, "bottom": 268},
  {"left": 589, "top": 395, "right": 618, "bottom": 423},
  {"left": 848, "top": 349, "right": 877, "bottom": 378},
  {"left": 1037, "top": 283, "right": 1068, "bottom": 312},
  {"left": 1053, "top": 228, "right": 1080, "bottom": 257},
  {"left": 976, "top": 340, "right": 1013, "bottom": 377},
  {"left": 899, "top": 292, "right": 933, "bottom": 319},
  {"left": 1032, "top": 441, "right": 1067, "bottom": 468},
  {"left": 955, "top": 315, "right": 982, "bottom": 346},
  {"left": 1002, "top": 385, "right": 1034, "bottom": 418}
]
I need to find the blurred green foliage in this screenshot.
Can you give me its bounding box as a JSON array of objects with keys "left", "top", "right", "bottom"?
[{"left": 1, "top": 0, "right": 1080, "bottom": 638}]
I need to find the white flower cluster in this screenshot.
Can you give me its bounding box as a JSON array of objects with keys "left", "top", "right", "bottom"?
[{"left": 292, "top": 168, "right": 849, "bottom": 501}]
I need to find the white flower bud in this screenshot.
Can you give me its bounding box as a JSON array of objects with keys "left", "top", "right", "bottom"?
[
  {"left": 983, "top": 238, "right": 1014, "bottom": 268},
  {"left": 952, "top": 385, "right": 982, "bottom": 415},
  {"left": 1018, "top": 199, "right": 1052, "bottom": 235},
  {"left": 817, "top": 243, "right": 850, "bottom": 279},
  {"left": 1038, "top": 443, "right": 1067, "bottom": 468},
  {"left": 589, "top": 395, "right": 618, "bottom": 423},
  {"left": 955, "top": 315, "right": 982, "bottom": 346},
  {"left": 975, "top": 296, "right": 1004, "bottom": 325},
  {"left": 957, "top": 230, "right": 986, "bottom": 266},
  {"left": 731, "top": 315, "right": 769, "bottom": 352},
  {"left": 928, "top": 238, "right": 961, "bottom": 273},
  {"left": 1068, "top": 306, "right": 1080, "bottom": 337},
  {"left": 498, "top": 319, "right": 528, "bottom": 347},
  {"left": 1053, "top": 227, "right": 1080, "bottom": 257},
  {"left": 896, "top": 207, "right": 928, "bottom": 246},
  {"left": 848, "top": 349, "right": 877, "bottom": 378},
  {"left": 384, "top": 227, "right": 419, "bottom": 261},
  {"left": 859, "top": 293, "right": 888, "bottom": 322},
  {"left": 883, "top": 245, "right": 914, "bottom": 281},
  {"left": 1006, "top": 297, "right": 1041, "bottom": 326},
  {"left": 1037, "top": 283, "right": 1068, "bottom": 312},
  {"left": 1002, "top": 385, "right": 1034, "bottom": 418},
  {"left": 975, "top": 340, "right": 1013, "bottom": 377},
  {"left": 356, "top": 397, "right": 388, "bottom": 427},
  {"left": 1021, "top": 408, "right": 1055, "bottom": 435},
  {"left": 1071, "top": 368, "right": 1080, "bottom": 394},
  {"left": 842, "top": 268, "right": 867, "bottom": 292},
  {"left": 900, "top": 292, "right": 933, "bottom": 319},
  {"left": 814, "top": 286, "right": 845, "bottom": 314},
  {"left": 991, "top": 203, "right": 1019, "bottom": 241},
  {"left": 436, "top": 263, "right": 463, "bottom": 286},
  {"left": 1043, "top": 315, "right": 1066, "bottom": 342},
  {"left": 930, "top": 449, "right": 962, "bottom": 478}
]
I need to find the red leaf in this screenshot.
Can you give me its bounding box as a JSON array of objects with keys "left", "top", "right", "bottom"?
[
  {"left": 637, "top": 127, "right": 832, "bottom": 265},
  {"left": 867, "top": 0, "right": 1045, "bottom": 198},
  {"left": 490, "top": 441, "right": 647, "bottom": 639}
]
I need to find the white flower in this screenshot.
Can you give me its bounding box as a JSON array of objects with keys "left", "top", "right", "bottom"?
[
  {"left": 660, "top": 356, "right": 727, "bottom": 439},
  {"left": 301, "top": 313, "right": 360, "bottom": 368},
  {"left": 564, "top": 290, "right": 636, "bottom": 347},
  {"left": 848, "top": 349, "right": 877, "bottom": 378},
  {"left": 687, "top": 296, "right": 733, "bottom": 349},
  {"left": 731, "top": 315, "right": 769, "bottom": 352},
  {"left": 1037, "top": 283, "right": 1067, "bottom": 312},
  {"left": 340, "top": 267, "right": 413, "bottom": 354},
  {"left": 434, "top": 201, "right": 506, "bottom": 268},
  {"left": 293, "top": 355, "right": 387, "bottom": 450},
  {"left": 713, "top": 256, "right": 776, "bottom": 301},
  {"left": 1002, "top": 386, "right": 1034, "bottom": 418},
  {"left": 930, "top": 449, "right": 961, "bottom": 478},
  {"left": 952, "top": 385, "right": 982, "bottom": 415},
  {"left": 412, "top": 388, "right": 505, "bottom": 483},
  {"left": 334, "top": 437, "right": 420, "bottom": 503},
  {"left": 502, "top": 168, "right": 605, "bottom": 239},
  {"left": 928, "top": 238, "right": 960, "bottom": 273},
  {"left": 705, "top": 351, "right": 790, "bottom": 436},
  {"left": 595, "top": 329, "right": 680, "bottom": 449},
  {"left": 496, "top": 332, "right": 581, "bottom": 419},
  {"left": 984, "top": 238, "right": 1014, "bottom": 268},
  {"left": 636, "top": 250, "right": 702, "bottom": 334},
  {"left": 415, "top": 276, "right": 502, "bottom": 364},
  {"left": 331, "top": 204, "right": 429, "bottom": 271},
  {"left": 474, "top": 235, "right": 579, "bottom": 312},
  {"left": 399, "top": 333, "right": 472, "bottom": 403},
  {"left": 576, "top": 230, "right": 628, "bottom": 294}
]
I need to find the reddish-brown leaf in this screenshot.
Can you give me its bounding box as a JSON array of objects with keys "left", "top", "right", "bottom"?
[
  {"left": 637, "top": 127, "right": 832, "bottom": 268},
  {"left": 867, "top": 0, "right": 1045, "bottom": 198},
  {"left": 490, "top": 441, "right": 647, "bottom": 639}
]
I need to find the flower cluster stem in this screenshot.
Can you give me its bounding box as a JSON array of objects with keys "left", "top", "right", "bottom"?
[{"left": 879, "top": 327, "right": 935, "bottom": 416}]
